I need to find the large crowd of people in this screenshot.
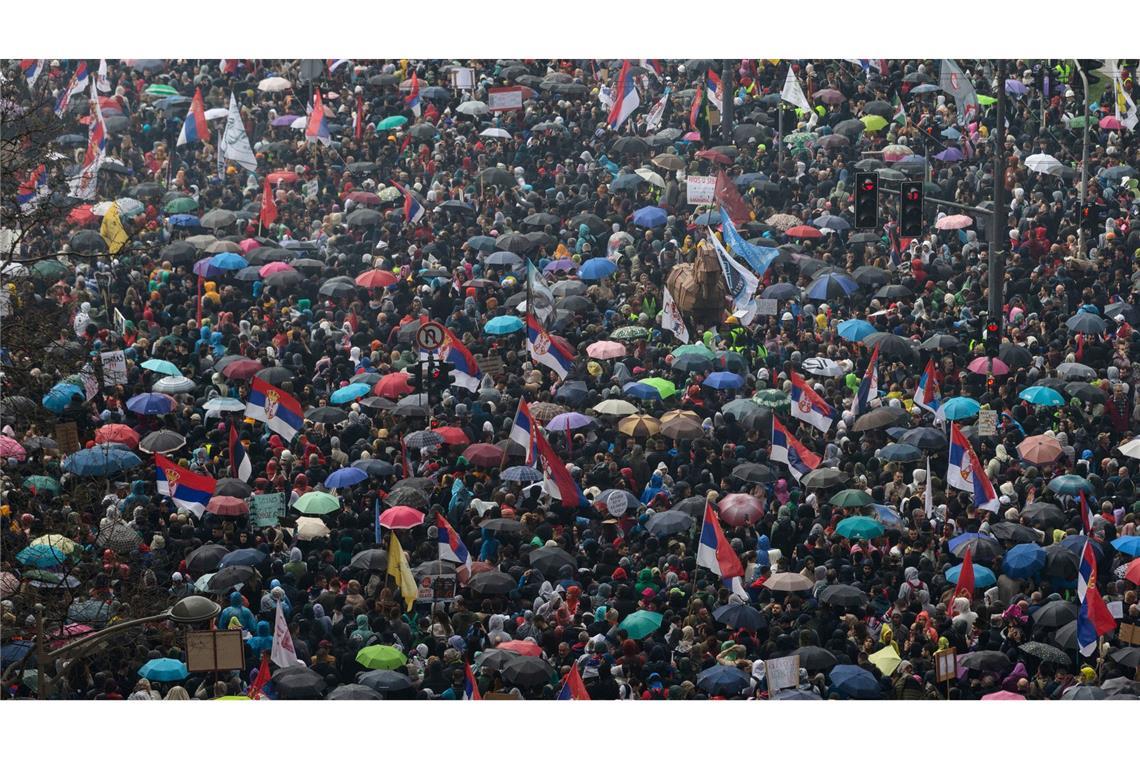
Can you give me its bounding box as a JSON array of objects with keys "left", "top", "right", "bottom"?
[{"left": 1, "top": 57, "right": 1138, "bottom": 701}]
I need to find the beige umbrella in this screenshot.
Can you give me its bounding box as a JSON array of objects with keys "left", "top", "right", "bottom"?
[
  {"left": 593, "top": 399, "right": 639, "bottom": 416},
  {"left": 763, "top": 572, "right": 814, "bottom": 592},
  {"left": 635, "top": 167, "right": 665, "bottom": 189},
  {"left": 294, "top": 516, "right": 331, "bottom": 541},
  {"left": 618, "top": 414, "right": 661, "bottom": 437},
  {"left": 652, "top": 153, "right": 685, "bottom": 172}
]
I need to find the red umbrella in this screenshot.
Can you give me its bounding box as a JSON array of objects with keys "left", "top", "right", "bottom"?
[
  {"left": 786, "top": 225, "right": 823, "bottom": 239},
  {"left": 463, "top": 443, "right": 504, "bottom": 467},
  {"left": 266, "top": 171, "right": 299, "bottom": 184},
  {"left": 1099, "top": 116, "right": 1123, "bottom": 130},
  {"left": 221, "top": 358, "right": 263, "bottom": 380},
  {"left": 259, "top": 262, "right": 295, "bottom": 278},
  {"left": 469, "top": 561, "right": 496, "bottom": 576},
  {"left": 967, "top": 356, "right": 1010, "bottom": 376},
  {"left": 206, "top": 495, "right": 249, "bottom": 517},
  {"left": 717, "top": 494, "right": 765, "bottom": 527},
  {"left": 695, "top": 149, "right": 732, "bottom": 165},
  {"left": 95, "top": 424, "right": 139, "bottom": 448},
  {"left": 356, "top": 269, "right": 398, "bottom": 289},
  {"left": 373, "top": 372, "right": 414, "bottom": 399},
  {"left": 379, "top": 505, "right": 425, "bottom": 530},
  {"left": 1125, "top": 558, "right": 1140, "bottom": 585},
  {"left": 347, "top": 191, "right": 382, "bottom": 206},
  {"left": 434, "top": 426, "right": 471, "bottom": 446},
  {"left": 0, "top": 436, "right": 26, "bottom": 461},
  {"left": 67, "top": 205, "right": 97, "bottom": 227},
  {"left": 497, "top": 640, "right": 542, "bottom": 657}
]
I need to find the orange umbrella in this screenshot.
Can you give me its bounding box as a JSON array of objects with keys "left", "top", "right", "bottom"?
[
  {"left": 1017, "top": 435, "right": 1062, "bottom": 465},
  {"left": 355, "top": 269, "right": 398, "bottom": 289}
]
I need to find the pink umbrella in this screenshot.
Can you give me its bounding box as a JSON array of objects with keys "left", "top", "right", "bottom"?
[
  {"left": 379, "top": 505, "right": 424, "bottom": 530},
  {"left": 239, "top": 238, "right": 261, "bottom": 253},
  {"left": 1017, "top": 434, "right": 1063, "bottom": 465},
  {"left": 968, "top": 356, "right": 1010, "bottom": 376},
  {"left": 1099, "top": 116, "right": 1123, "bottom": 130},
  {"left": 206, "top": 495, "right": 249, "bottom": 517},
  {"left": 682, "top": 131, "right": 702, "bottom": 141},
  {"left": 935, "top": 214, "right": 974, "bottom": 230},
  {"left": 259, "top": 262, "right": 295, "bottom": 278},
  {"left": 717, "top": 494, "right": 765, "bottom": 527},
  {"left": 981, "top": 690, "right": 1025, "bottom": 701},
  {"left": 0, "top": 435, "right": 26, "bottom": 461},
  {"left": 882, "top": 144, "right": 913, "bottom": 162},
  {"left": 0, "top": 571, "right": 19, "bottom": 596},
  {"left": 586, "top": 341, "right": 627, "bottom": 360}
]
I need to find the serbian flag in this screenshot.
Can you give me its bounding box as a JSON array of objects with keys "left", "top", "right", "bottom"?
[
  {"left": 770, "top": 417, "right": 820, "bottom": 482},
  {"left": 526, "top": 313, "right": 575, "bottom": 380},
  {"left": 697, "top": 502, "right": 744, "bottom": 580},
  {"left": 556, "top": 664, "right": 591, "bottom": 700},
  {"left": 306, "top": 89, "right": 331, "bottom": 145},
  {"left": 405, "top": 71, "right": 421, "bottom": 117},
  {"left": 260, "top": 178, "right": 277, "bottom": 227},
  {"left": 509, "top": 399, "right": 541, "bottom": 466},
  {"left": 533, "top": 425, "right": 584, "bottom": 509},
  {"left": 177, "top": 88, "right": 210, "bottom": 146},
  {"left": 851, "top": 344, "right": 880, "bottom": 416},
  {"left": 463, "top": 661, "right": 481, "bottom": 700},
  {"left": 714, "top": 169, "right": 750, "bottom": 226},
  {"left": 951, "top": 547, "right": 975, "bottom": 608},
  {"left": 328, "top": 59, "right": 350, "bottom": 73},
  {"left": 246, "top": 376, "right": 303, "bottom": 442},
  {"left": 607, "top": 60, "right": 640, "bottom": 130},
  {"left": 20, "top": 59, "right": 45, "bottom": 88},
  {"left": 913, "top": 358, "right": 942, "bottom": 413},
  {"left": 947, "top": 423, "right": 999, "bottom": 512},
  {"left": 437, "top": 514, "right": 473, "bottom": 578},
  {"left": 219, "top": 59, "right": 239, "bottom": 75},
  {"left": 1076, "top": 539, "right": 1116, "bottom": 657},
  {"left": 390, "top": 178, "right": 425, "bottom": 225},
  {"left": 229, "top": 424, "right": 252, "bottom": 482},
  {"left": 706, "top": 69, "right": 724, "bottom": 112},
  {"left": 689, "top": 82, "right": 704, "bottom": 131},
  {"left": 789, "top": 370, "right": 835, "bottom": 432},
  {"left": 17, "top": 164, "right": 49, "bottom": 212},
  {"left": 54, "top": 61, "right": 89, "bottom": 117},
  {"left": 155, "top": 453, "right": 216, "bottom": 518},
  {"left": 1079, "top": 492, "right": 1092, "bottom": 535}
]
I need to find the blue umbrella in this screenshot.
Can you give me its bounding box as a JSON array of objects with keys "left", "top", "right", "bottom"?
[
  {"left": 127, "top": 392, "right": 177, "bottom": 415},
  {"left": 877, "top": 443, "right": 921, "bottom": 462},
  {"left": 941, "top": 127, "right": 962, "bottom": 139},
  {"left": 325, "top": 467, "right": 368, "bottom": 489},
  {"left": 811, "top": 214, "right": 850, "bottom": 231},
  {"left": 1111, "top": 536, "right": 1140, "bottom": 556},
  {"left": 211, "top": 252, "right": 248, "bottom": 270},
  {"left": 17, "top": 544, "right": 67, "bottom": 568},
  {"left": 696, "top": 664, "right": 752, "bottom": 696},
  {"left": 828, "top": 664, "right": 881, "bottom": 699},
  {"left": 1061, "top": 534, "right": 1102, "bottom": 557},
  {"left": 1019, "top": 386, "right": 1065, "bottom": 406},
  {"left": 837, "top": 319, "right": 876, "bottom": 342},
  {"left": 485, "top": 250, "right": 523, "bottom": 266},
  {"left": 42, "top": 383, "right": 84, "bottom": 413},
  {"left": 330, "top": 382, "right": 371, "bottom": 404},
  {"left": 1002, "top": 543, "right": 1046, "bottom": 579},
  {"left": 168, "top": 214, "right": 201, "bottom": 228},
  {"left": 579, "top": 258, "right": 617, "bottom": 280},
  {"left": 193, "top": 258, "right": 223, "bottom": 278},
  {"left": 693, "top": 209, "right": 723, "bottom": 226},
  {"left": 946, "top": 562, "right": 997, "bottom": 588},
  {"left": 763, "top": 282, "right": 800, "bottom": 300},
  {"left": 501, "top": 465, "right": 543, "bottom": 482},
  {"left": 941, "top": 396, "right": 980, "bottom": 420},
  {"left": 220, "top": 548, "right": 266, "bottom": 568},
  {"left": 703, "top": 371, "right": 745, "bottom": 390},
  {"left": 632, "top": 206, "right": 667, "bottom": 228},
  {"left": 804, "top": 273, "right": 858, "bottom": 300},
  {"left": 138, "top": 657, "right": 189, "bottom": 682},
  {"left": 874, "top": 504, "right": 904, "bottom": 530},
  {"left": 153, "top": 95, "right": 190, "bottom": 110},
  {"left": 610, "top": 173, "right": 644, "bottom": 192},
  {"left": 62, "top": 445, "right": 142, "bottom": 476},
  {"left": 623, "top": 382, "right": 661, "bottom": 400},
  {"left": 483, "top": 315, "right": 524, "bottom": 335},
  {"left": 1, "top": 641, "right": 34, "bottom": 669}
]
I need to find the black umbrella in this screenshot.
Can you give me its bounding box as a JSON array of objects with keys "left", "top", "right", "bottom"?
[
  {"left": 1110, "top": 648, "right": 1140, "bottom": 669},
  {"left": 1065, "top": 382, "right": 1107, "bottom": 404},
  {"left": 479, "top": 517, "right": 523, "bottom": 534},
  {"left": 214, "top": 478, "right": 253, "bottom": 498},
  {"left": 852, "top": 406, "right": 910, "bottom": 432},
  {"left": 1032, "top": 599, "right": 1079, "bottom": 628},
  {"left": 998, "top": 343, "right": 1032, "bottom": 368},
  {"left": 731, "top": 462, "right": 776, "bottom": 484},
  {"left": 307, "top": 407, "right": 349, "bottom": 424},
  {"left": 851, "top": 264, "right": 889, "bottom": 286},
  {"left": 528, "top": 546, "right": 577, "bottom": 578},
  {"left": 349, "top": 549, "right": 388, "bottom": 571},
  {"left": 469, "top": 571, "right": 516, "bottom": 595},
  {"left": 875, "top": 284, "right": 913, "bottom": 300},
  {"left": 139, "top": 429, "right": 186, "bottom": 455},
  {"left": 1043, "top": 544, "right": 1080, "bottom": 580},
  {"left": 207, "top": 565, "right": 257, "bottom": 592},
  {"left": 476, "top": 648, "right": 522, "bottom": 672},
  {"left": 255, "top": 366, "right": 294, "bottom": 386},
  {"left": 264, "top": 269, "right": 305, "bottom": 289},
  {"left": 1052, "top": 619, "right": 1079, "bottom": 650},
  {"left": 501, "top": 656, "right": 555, "bottom": 688},
  {"left": 271, "top": 667, "right": 328, "bottom": 699},
  {"left": 69, "top": 230, "right": 107, "bottom": 253},
  {"left": 712, "top": 602, "right": 767, "bottom": 631},
  {"left": 319, "top": 279, "right": 357, "bottom": 298},
  {"left": 523, "top": 212, "right": 560, "bottom": 228},
  {"left": 1018, "top": 641, "right": 1071, "bottom": 665},
  {"left": 672, "top": 496, "right": 707, "bottom": 519},
  {"left": 920, "top": 333, "right": 961, "bottom": 351},
  {"left": 387, "top": 486, "right": 428, "bottom": 509},
  {"left": 353, "top": 458, "right": 397, "bottom": 477},
  {"left": 1061, "top": 685, "right": 1108, "bottom": 700},
  {"left": 792, "top": 646, "right": 838, "bottom": 671},
  {"left": 1022, "top": 503, "right": 1067, "bottom": 529},
  {"left": 357, "top": 669, "right": 412, "bottom": 695},
  {"left": 898, "top": 427, "right": 947, "bottom": 450},
  {"left": 800, "top": 468, "right": 849, "bottom": 490},
  {"left": 989, "top": 522, "right": 1040, "bottom": 543},
  {"left": 160, "top": 241, "right": 196, "bottom": 264},
  {"left": 819, "top": 584, "right": 869, "bottom": 608},
  {"left": 958, "top": 650, "right": 1010, "bottom": 672},
  {"left": 327, "top": 684, "right": 383, "bottom": 700},
  {"left": 476, "top": 167, "right": 514, "bottom": 188},
  {"left": 863, "top": 332, "right": 918, "bottom": 360},
  {"left": 612, "top": 136, "right": 650, "bottom": 155},
  {"left": 950, "top": 534, "right": 1003, "bottom": 563},
  {"left": 568, "top": 213, "right": 607, "bottom": 235},
  {"left": 495, "top": 232, "right": 536, "bottom": 254}
]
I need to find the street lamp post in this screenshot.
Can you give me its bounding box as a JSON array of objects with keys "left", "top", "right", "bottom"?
[{"left": 1074, "top": 60, "right": 1090, "bottom": 258}]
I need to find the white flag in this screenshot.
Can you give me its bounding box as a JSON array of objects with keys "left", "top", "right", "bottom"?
[
  {"left": 709, "top": 232, "right": 760, "bottom": 325},
  {"left": 220, "top": 92, "right": 258, "bottom": 172},
  {"left": 661, "top": 285, "right": 689, "bottom": 343},
  {"left": 68, "top": 81, "right": 105, "bottom": 200},
  {"left": 1113, "top": 73, "right": 1138, "bottom": 131},
  {"left": 780, "top": 67, "right": 811, "bottom": 113},
  {"left": 924, "top": 456, "right": 934, "bottom": 519},
  {"left": 96, "top": 59, "right": 111, "bottom": 93},
  {"left": 270, "top": 601, "right": 303, "bottom": 669},
  {"left": 527, "top": 260, "right": 554, "bottom": 324},
  {"left": 646, "top": 88, "right": 670, "bottom": 133}
]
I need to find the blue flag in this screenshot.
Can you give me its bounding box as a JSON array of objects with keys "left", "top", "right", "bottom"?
[{"left": 722, "top": 215, "right": 779, "bottom": 276}]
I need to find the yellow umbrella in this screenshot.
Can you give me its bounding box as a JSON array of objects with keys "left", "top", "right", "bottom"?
[
  {"left": 861, "top": 115, "right": 889, "bottom": 133},
  {"left": 31, "top": 534, "right": 78, "bottom": 555},
  {"left": 618, "top": 414, "right": 661, "bottom": 437},
  {"left": 868, "top": 646, "right": 901, "bottom": 676}
]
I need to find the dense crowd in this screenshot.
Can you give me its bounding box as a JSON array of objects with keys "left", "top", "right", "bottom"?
[{"left": 1, "top": 58, "right": 1139, "bottom": 701}]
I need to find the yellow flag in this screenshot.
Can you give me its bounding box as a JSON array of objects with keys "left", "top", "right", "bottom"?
[
  {"left": 100, "top": 202, "right": 128, "bottom": 254},
  {"left": 387, "top": 532, "right": 418, "bottom": 611}
]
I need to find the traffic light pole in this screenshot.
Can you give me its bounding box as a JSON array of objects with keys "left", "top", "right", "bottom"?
[
  {"left": 720, "top": 61, "right": 735, "bottom": 143},
  {"left": 989, "top": 59, "right": 1008, "bottom": 326},
  {"left": 1074, "top": 60, "right": 1090, "bottom": 258}
]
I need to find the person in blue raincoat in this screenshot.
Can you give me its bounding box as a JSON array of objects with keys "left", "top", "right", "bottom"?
[
  {"left": 218, "top": 591, "right": 257, "bottom": 633},
  {"left": 247, "top": 620, "right": 272, "bottom": 658}
]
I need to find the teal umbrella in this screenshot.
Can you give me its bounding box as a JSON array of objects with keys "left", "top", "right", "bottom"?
[
  {"left": 1018, "top": 386, "right": 1064, "bottom": 406},
  {"left": 946, "top": 562, "right": 997, "bottom": 588},
  {"left": 618, "top": 610, "right": 663, "bottom": 640},
  {"left": 138, "top": 657, "right": 189, "bottom": 682},
  {"left": 834, "top": 516, "right": 885, "bottom": 540},
  {"left": 376, "top": 115, "right": 408, "bottom": 131},
  {"left": 941, "top": 396, "right": 980, "bottom": 420},
  {"left": 1047, "top": 474, "right": 1094, "bottom": 496},
  {"left": 484, "top": 315, "right": 524, "bottom": 335},
  {"left": 23, "top": 475, "right": 61, "bottom": 494},
  {"left": 141, "top": 359, "right": 182, "bottom": 377}
]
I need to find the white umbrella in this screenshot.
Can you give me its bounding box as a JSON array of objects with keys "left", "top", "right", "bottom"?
[
  {"left": 91, "top": 201, "right": 114, "bottom": 216},
  {"left": 204, "top": 397, "right": 247, "bottom": 413},
  {"left": 2, "top": 263, "right": 29, "bottom": 278},
  {"left": 154, "top": 376, "right": 196, "bottom": 394},
  {"left": 635, "top": 167, "right": 665, "bottom": 189},
  {"left": 258, "top": 76, "right": 292, "bottom": 92},
  {"left": 294, "top": 516, "right": 331, "bottom": 541},
  {"left": 291, "top": 116, "right": 308, "bottom": 130},
  {"left": 1118, "top": 437, "right": 1140, "bottom": 460},
  {"left": 457, "top": 101, "right": 489, "bottom": 116},
  {"left": 114, "top": 198, "right": 145, "bottom": 216},
  {"left": 1025, "top": 153, "right": 1064, "bottom": 177},
  {"left": 479, "top": 127, "right": 511, "bottom": 139},
  {"left": 204, "top": 107, "right": 228, "bottom": 121}
]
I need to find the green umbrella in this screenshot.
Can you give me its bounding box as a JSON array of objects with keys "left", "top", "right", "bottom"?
[
  {"left": 141, "top": 359, "right": 183, "bottom": 377},
  {"left": 835, "top": 516, "right": 885, "bottom": 540},
  {"left": 861, "top": 115, "right": 888, "bottom": 132},
  {"left": 1067, "top": 115, "right": 1088, "bottom": 129},
  {"left": 355, "top": 644, "right": 408, "bottom": 670},
  {"left": 164, "top": 197, "right": 199, "bottom": 214},
  {"left": 618, "top": 610, "right": 663, "bottom": 640},
  {"left": 976, "top": 94, "right": 996, "bottom": 106},
  {"left": 673, "top": 343, "right": 716, "bottom": 360},
  {"left": 752, "top": 389, "right": 790, "bottom": 410},
  {"left": 292, "top": 491, "right": 341, "bottom": 515},
  {"left": 145, "top": 84, "right": 180, "bottom": 97},
  {"left": 23, "top": 476, "right": 61, "bottom": 494},
  {"left": 611, "top": 325, "right": 649, "bottom": 340},
  {"left": 830, "top": 489, "right": 872, "bottom": 508},
  {"left": 376, "top": 115, "right": 408, "bottom": 131},
  {"left": 31, "top": 260, "right": 68, "bottom": 279},
  {"left": 640, "top": 377, "right": 677, "bottom": 399}
]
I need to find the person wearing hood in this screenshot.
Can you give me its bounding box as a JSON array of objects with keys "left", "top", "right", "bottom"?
[
  {"left": 247, "top": 620, "right": 273, "bottom": 658},
  {"left": 218, "top": 591, "right": 257, "bottom": 633}
]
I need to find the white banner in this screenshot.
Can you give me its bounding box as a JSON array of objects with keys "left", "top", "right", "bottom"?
[
  {"left": 686, "top": 176, "right": 716, "bottom": 205},
  {"left": 100, "top": 350, "right": 128, "bottom": 387}
]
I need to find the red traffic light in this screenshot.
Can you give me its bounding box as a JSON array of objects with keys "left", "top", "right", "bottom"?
[
  {"left": 862, "top": 180, "right": 875, "bottom": 191},
  {"left": 906, "top": 189, "right": 920, "bottom": 201},
  {"left": 986, "top": 322, "right": 999, "bottom": 333}
]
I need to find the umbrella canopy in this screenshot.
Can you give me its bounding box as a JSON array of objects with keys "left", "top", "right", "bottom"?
[
  {"left": 618, "top": 610, "right": 664, "bottom": 640},
  {"left": 712, "top": 603, "right": 767, "bottom": 631},
  {"left": 138, "top": 658, "right": 188, "bottom": 682},
  {"left": 835, "top": 516, "right": 884, "bottom": 540},
  {"left": 696, "top": 665, "right": 751, "bottom": 696},
  {"left": 292, "top": 491, "right": 340, "bottom": 515},
  {"left": 355, "top": 645, "right": 407, "bottom": 671},
  {"left": 828, "top": 664, "right": 881, "bottom": 699}
]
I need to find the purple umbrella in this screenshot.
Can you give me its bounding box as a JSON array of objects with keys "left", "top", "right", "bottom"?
[
  {"left": 544, "top": 259, "right": 577, "bottom": 273},
  {"left": 1005, "top": 79, "right": 1028, "bottom": 96},
  {"left": 545, "top": 412, "right": 595, "bottom": 431},
  {"left": 272, "top": 114, "right": 301, "bottom": 127},
  {"left": 934, "top": 147, "right": 964, "bottom": 162},
  {"left": 192, "top": 257, "right": 222, "bottom": 277}
]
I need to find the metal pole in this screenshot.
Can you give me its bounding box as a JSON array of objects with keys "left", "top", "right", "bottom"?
[
  {"left": 1074, "top": 60, "right": 1090, "bottom": 258},
  {"left": 720, "top": 60, "right": 735, "bottom": 144},
  {"left": 988, "top": 59, "right": 1007, "bottom": 323},
  {"left": 777, "top": 104, "right": 784, "bottom": 175}
]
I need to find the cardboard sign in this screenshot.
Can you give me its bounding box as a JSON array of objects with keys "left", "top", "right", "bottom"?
[
  {"left": 476, "top": 353, "right": 505, "bottom": 377},
  {"left": 55, "top": 421, "right": 80, "bottom": 455},
  {"left": 417, "top": 573, "right": 457, "bottom": 603},
  {"left": 765, "top": 654, "right": 800, "bottom": 692},
  {"left": 186, "top": 630, "right": 245, "bottom": 672},
  {"left": 935, "top": 647, "right": 957, "bottom": 683},
  {"left": 251, "top": 492, "right": 287, "bottom": 528},
  {"left": 101, "top": 350, "right": 128, "bottom": 387},
  {"left": 487, "top": 87, "right": 524, "bottom": 112},
  {"left": 976, "top": 409, "right": 997, "bottom": 437},
  {"left": 686, "top": 175, "right": 716, "bottom": 205},
  {"left": 450, "top": 67, "right": 475, "bottom": 91},
  {"left": 1118, "top": 622, "right": 1140, "bottom": 645},
  {"left": 756, "top": 298, "right": 779, "bottom": 317}
]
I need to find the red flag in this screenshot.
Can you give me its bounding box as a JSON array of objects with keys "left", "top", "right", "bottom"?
[
  {"left": 714, "top": 169, "right": 750, "bottom": 225},
  {"left": 557, "top": 663, "right": 591, "bottom": 700},
  {"left": 260, "top": 178, "right": 277, "bottom": 228},
  {"left": 248, "top": 653, "right": 271, "bottom": 699},
  {"left": 951, "top": 547, "right": 975, "bottom": 610}
]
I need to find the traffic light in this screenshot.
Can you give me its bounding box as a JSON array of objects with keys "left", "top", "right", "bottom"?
[
  {"left": 428, "top": 362, "right": 454, "bottom": 393},
  {"left": 983, "top": 318, "right": 1001, "bottom": 358},
  {"left": 406, "top": 363, "right": 423, "bottom": 392},
  {"left": 1080, "top": 203, "right": 1104, "bottom": 231},
  {"left": 899, "top": 181, "right": 924, "bottom": 237},
  {"left": 854, "top": 172, "right": 878, "bottom": 229}
]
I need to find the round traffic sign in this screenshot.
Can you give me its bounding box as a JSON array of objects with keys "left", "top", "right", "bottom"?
[{"left": 415, "top": 322, "right": 445, "bottom": 350}]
